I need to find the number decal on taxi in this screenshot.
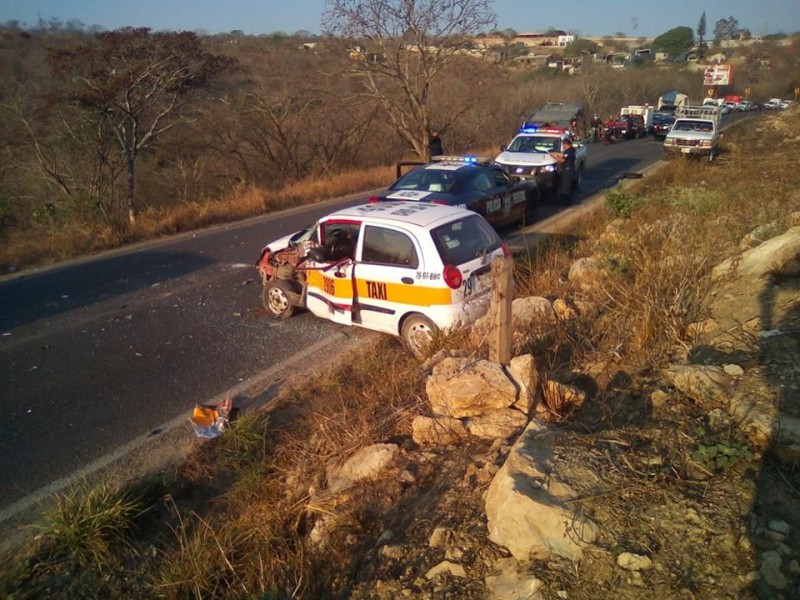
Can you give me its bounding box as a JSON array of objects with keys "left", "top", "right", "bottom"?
[
  {"left": 462, "top": 276, "right": 475, "bottom": 296},
  {"left": 323, "top": 276, "right": 335, "bottom": 295}
]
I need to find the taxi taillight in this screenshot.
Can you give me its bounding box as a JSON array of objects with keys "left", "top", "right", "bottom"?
[
  {"left": 501, "top": 243, "right": 511, "bottom": 257},
  {"left": 368, "top": 196, "right": 380, "bottom": 204},
  {"left": 443, "top": 264, "right": 463, "bottom": 289}
]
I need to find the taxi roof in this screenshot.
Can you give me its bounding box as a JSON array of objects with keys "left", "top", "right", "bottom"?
[{"left": 323, "top": 201, "right": 477, "bottom": 229}]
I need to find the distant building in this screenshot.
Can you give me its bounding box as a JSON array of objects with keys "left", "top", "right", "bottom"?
[
  {"left": 476, "top": 31, "right": 565, "bottom": 49},
  {"left": 557, "top": 34, "right": 575, "bottom": 47}
]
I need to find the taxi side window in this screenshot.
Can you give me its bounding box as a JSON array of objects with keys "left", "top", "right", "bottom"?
[
  {"left": 321, "top": 223, "right": 359, "bottom": 261},
  {"left": 361, "top": 226, "right": 419, "bottom": 268}
]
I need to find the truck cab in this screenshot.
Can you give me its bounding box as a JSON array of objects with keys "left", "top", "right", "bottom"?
[{"left": 662, "top": 105, "right": 721, "bottom": 162}]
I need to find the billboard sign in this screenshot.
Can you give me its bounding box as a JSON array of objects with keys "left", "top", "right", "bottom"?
[{"left": 703, "top": 64, "right": 732, "bottom": 86}]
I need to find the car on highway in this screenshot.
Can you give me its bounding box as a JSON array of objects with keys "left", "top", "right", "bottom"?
[
  {"left": 627, "top": 114, "right": 647, "bottom": 138},
  {"left": 651, "top": 113, "right": 675, "bottom": 141},
  {"left": 255, "top": 201, "right": 509, "bottom": 357},
  {"left": 369, "top": 156, "right": 538, "bottom": 229}
]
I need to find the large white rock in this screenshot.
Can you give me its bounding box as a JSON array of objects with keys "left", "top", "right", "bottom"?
[
  {"left": 411, "top": 415, "right": 468, "bottom": 446},
  {"left": 512, "top": 297, "right": 556, "bottom": 327},
  {"left": 713, "top": 226, "right": 800, "bottom": 281},
  {"left": 568, "top": 257, "right": 605, "bottom": 289},
  {"left": 486, "top": 420, "right": 598, "bottom": 562},
  {"left": 541, "top": 380, "right": 587, "bottom": 417},
  {"left": 485, "top": 557, "right": 545, "bottom": 600},
  {"left": 467, "top": 408, "right": 528, "bottom": 439},
  {"left": 507, "top": 354, "right": 541, "bottom": 416},
  {"left": 426, "top": 357, "right": 517, "bottom": 419},
  {"left": 664, "top": 365, "right": 732, "bottom": 405},
  {"left": 326, "top": 443, "right": 399, "bottom": 494}
]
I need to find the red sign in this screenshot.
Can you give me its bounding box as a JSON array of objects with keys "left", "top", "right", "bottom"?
[{"left": 703, "top": 64, "right": 732, "bottom": 86}]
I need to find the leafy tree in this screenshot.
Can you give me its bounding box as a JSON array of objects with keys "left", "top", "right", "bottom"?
[
  {"left": 714, "top": 16, "right": 740, "bottom": 43},
  {"left": 48, "top": 28, "right": 232, "bottom": 223},
  {"left": 652, "top": 26, "right": 694, "bottom": 57},
  {"left": 322, "top": 0, "right": 496, "bottom": 160},
  {"left": 564, "top": 38, "right": 598, "bottom": 58}
]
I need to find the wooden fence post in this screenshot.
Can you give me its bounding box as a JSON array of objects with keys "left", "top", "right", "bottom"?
[{"left": 489, "top": 256, "right": 514, "bottom": 365}]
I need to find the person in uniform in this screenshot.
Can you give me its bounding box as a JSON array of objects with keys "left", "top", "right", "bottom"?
[
  {"left": 428, "top": 130, "right": 444, "bottom": 159},
  {"left": 549, "top": 137, "right": 576, "bottom": 206}
]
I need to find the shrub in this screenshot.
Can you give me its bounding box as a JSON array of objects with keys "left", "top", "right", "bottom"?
[{"left": 605, "top": 185, "right": 643, "bottom": 218}]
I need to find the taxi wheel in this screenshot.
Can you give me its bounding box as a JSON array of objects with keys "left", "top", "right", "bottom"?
[
  {"left": 262, "top": 280, "right": 295, "bottom": 319},
  {"left": 401, "top": 314, "right": 438, "bottom": 359}
]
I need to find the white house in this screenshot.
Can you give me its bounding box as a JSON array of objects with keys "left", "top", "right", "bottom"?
[{"left": 557, "top": 34, "right": 575, "bottom": 47}]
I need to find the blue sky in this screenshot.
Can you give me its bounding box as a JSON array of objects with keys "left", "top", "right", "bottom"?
[{"left": 2, "top": 0, "right": 799, "bottom": 38}]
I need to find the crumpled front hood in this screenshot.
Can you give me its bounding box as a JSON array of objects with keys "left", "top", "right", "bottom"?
[{"left": 494, "top": 151, "right": 555, "bottom": 168}]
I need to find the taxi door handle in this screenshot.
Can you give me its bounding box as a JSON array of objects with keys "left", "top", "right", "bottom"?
[{"left": 401, "top": 277, "right": 414, "bottom": 284}]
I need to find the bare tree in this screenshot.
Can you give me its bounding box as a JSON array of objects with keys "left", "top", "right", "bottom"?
[
  {"left": 48, "top": 28, "right": 232, "bottom": 224},
  {"left": 322, "top": 0, "right": 496, "bottom": 160}
]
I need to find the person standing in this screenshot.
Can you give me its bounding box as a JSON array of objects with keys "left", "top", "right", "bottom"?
[
  {"left": 549, "top": 137, "right": 576, "bottom": 206},
  {"left": 428, "top": 130, "right": 444, "bottom": 159}
]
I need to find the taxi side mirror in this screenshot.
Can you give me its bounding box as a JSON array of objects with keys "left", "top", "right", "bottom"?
[{"left": 500, "top": 145, "right": 507, "bottom": 152}]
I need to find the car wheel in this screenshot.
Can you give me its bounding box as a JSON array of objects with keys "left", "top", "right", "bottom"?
[
  {"left": 401, "top": 313, "right": 438, "bottom": 359},
  {"left": 262, "top": 279, "right": 296, "bottom": 318}
]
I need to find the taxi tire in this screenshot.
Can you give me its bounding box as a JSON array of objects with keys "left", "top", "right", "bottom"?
[
  {"left": 263, "top": 279, "right": 296, "bottom": 319},
  {"left": 401, "top": 314, "right": 438, "bottom": 359}
]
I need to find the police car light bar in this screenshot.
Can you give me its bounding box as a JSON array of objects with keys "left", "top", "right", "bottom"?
[
  {"left": 431, "top": 155, "right": 480, "bottom": 164},
  {"left": 519, "top": 125, "right": 567, "bottom": 135}
]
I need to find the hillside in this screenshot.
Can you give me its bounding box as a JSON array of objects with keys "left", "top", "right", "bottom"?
[{"left": 2, "top": 109, "right": 800, "bottom": 599}]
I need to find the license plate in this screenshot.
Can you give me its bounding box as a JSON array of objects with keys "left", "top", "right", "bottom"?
[{"left": 681, "top": 148, "right": 691, "bottom": 154}]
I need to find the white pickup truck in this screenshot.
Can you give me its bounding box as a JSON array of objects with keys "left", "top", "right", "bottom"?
[
  {"left": 662, "top": 105, "right": 722, "bottom": 162},
  {"left": 493, "top": 125, "right": 587, "bottom": 199}
]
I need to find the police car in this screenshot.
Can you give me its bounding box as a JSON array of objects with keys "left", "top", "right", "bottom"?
[
  {"left": 493, "top": 125, "right": 587, "bottom": 198},
  {"left": 255, "top": 202, "right": 510, "bottom": 358},
  {"left": 370, "top": 156, "right": 538, "bottom": 229}
]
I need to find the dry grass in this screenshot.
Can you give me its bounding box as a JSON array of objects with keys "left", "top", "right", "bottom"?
[{"left": 0, "top": 165, "right": 395, "bottom": 273}]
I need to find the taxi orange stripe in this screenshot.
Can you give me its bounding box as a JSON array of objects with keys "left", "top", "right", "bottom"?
[{"left": 306, "top": 270, "right": 453, "bottom": 306}]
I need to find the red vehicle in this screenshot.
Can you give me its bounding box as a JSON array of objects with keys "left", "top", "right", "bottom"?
[{"left": 603, "top": 115, "right": 635, "bottom": 142}]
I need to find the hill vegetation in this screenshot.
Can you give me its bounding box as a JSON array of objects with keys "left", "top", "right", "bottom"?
[{"left": 1, "top": 25, "right": 797, "bottom": 274}]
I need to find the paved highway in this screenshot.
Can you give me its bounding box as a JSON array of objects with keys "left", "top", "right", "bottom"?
[{"left": 0, "top": 134, "right": 666, "bottom": 520}]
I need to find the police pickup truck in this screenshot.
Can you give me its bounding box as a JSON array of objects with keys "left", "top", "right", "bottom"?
[
  {"left": 493, "top": 124, "right": 587, "bottom": 200},
  {"left": 662, "top": 104, "right": 722, "bottom": 162}
]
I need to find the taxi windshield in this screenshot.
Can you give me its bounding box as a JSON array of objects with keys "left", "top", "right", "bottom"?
[{"left": 507, "top": 136, "right": 559, "bottom": 153}]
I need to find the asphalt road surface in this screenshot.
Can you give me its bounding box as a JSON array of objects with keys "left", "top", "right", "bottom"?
[{"left": 0, "top": 133, "right": 668, "bottom": 520}]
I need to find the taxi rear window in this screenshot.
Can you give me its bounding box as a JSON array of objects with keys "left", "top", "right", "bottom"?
[{"left": 431, "top": 215, "right": 502, "bottom": 266}]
